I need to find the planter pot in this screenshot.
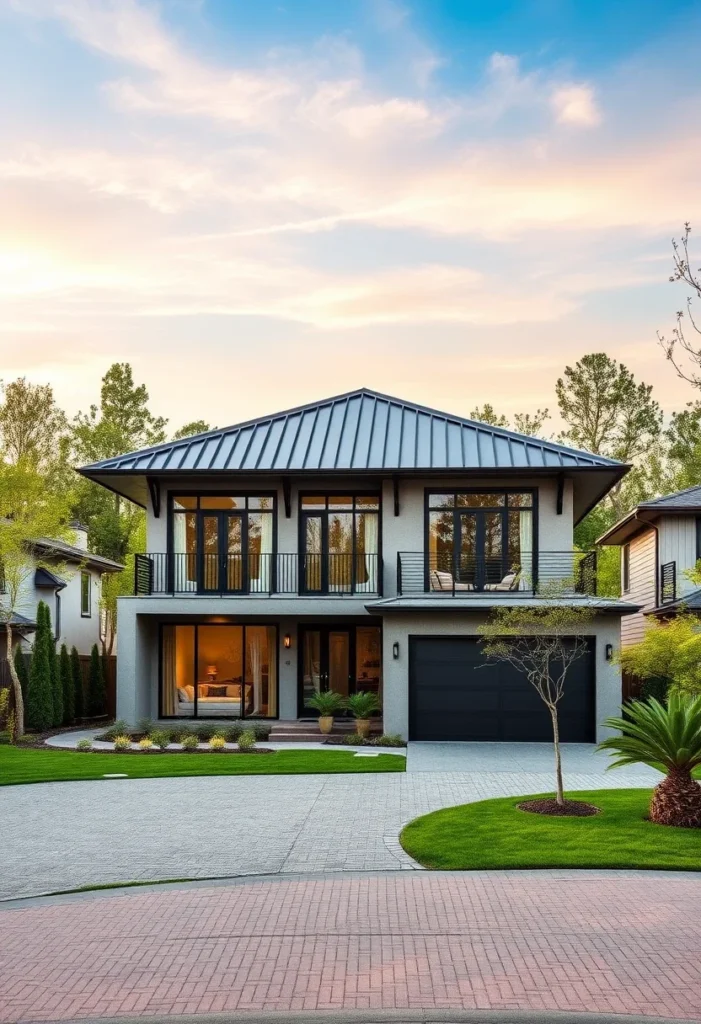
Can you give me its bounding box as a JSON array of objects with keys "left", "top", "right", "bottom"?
[
  {"left": 318, "top": 716, "right": 334, "bottom": 735},
  {"left": 355, "top": 718, "right": 371, "bottom": 739}
]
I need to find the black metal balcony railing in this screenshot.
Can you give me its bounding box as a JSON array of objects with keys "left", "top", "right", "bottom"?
[
  {"left": 660, "top": 561, "right": 677, "bottom": 604},
  {"left": 133, "top": 553, "right": 382, "bottom": 597},
  {"left": 397, "top": 550, "right": 597, "bottom": 596}
]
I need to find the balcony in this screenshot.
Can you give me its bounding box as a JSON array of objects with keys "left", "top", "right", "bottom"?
[
  {"left": 396, "top": 550, "right": 597, "bottom": 597},
  {"left": 660, "top": 561, "right": 677, "bottom": 604},
  {"left": 133, "top": 553, "right": 382, "bottom": 597}
]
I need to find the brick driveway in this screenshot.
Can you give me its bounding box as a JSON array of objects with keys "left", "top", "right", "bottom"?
[
  {"left": 0, "top": 761, "right": 658, "bottom": 899},
  {"left": 2, "top": 871, "right": 700, "bottom": 1021}
]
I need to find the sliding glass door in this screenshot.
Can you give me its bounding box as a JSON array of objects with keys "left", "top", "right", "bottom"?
[
  {"left": 299, "top": 624, "right": 382, "bottom": 715},
  {"left": 161, "top": 623, "right": 278, "bottom": 718},
  {"left": 300, "top": 494, "right": 380, "bottom": 594}
]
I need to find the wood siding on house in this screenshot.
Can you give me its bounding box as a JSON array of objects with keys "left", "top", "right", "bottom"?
[
  {"left": 659, "top": 515, "right": 699, "bottom": 598},
  {"left": 621, "top": 527, "right": 657, "bottom": 646}
]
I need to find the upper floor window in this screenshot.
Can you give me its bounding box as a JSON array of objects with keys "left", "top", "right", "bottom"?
[
  {"left": 427, "top": 490, "right": 534, "bottom": 592},
  {"left": 171, "top": 494, "right": 274, "bottom": 594},
  {"left": 622, "top": 543, "right": 630, "bottom": 593},
  {"left": 80, "top": 571, "right": 91, "bottom": 616},
  {"left": 300, "top": 494, "right": 380, "bottom": 593}
]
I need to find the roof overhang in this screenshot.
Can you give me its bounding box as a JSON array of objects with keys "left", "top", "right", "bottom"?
[
  {"left": 80, "top": 463, "right": 629, "bottom": 525},
  {"left": 597, "top": 503, "right": 701, "bottom": 546},
  {"left": 364, "top": 595, "right": 642, "bottom": 615}
]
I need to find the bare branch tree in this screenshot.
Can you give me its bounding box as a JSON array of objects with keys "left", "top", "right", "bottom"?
[{"left": 658, "top": 223, "right": 701, "bottom": 388}]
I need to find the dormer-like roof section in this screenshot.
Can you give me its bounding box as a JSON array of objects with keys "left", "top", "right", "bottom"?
[
  {"left": 598, "top": 484, "right": 701, "bottom": 546},
  {"left": 79, "top": 388, "right": 628, "bottom": 522}
]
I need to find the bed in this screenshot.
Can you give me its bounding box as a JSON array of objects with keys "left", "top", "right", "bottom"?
[{"left": 177, "top": 680, "right": 250, "bottom": 717}]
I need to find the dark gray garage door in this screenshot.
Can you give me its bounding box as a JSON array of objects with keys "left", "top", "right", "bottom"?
[{"left": 409, "top": 636, "right": 595, "bottom": 742}]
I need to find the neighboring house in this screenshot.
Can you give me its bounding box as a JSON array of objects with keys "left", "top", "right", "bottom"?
[
  {"left": 598, "top": 484, "right": 701, "bottom": 646},
  {"left": 0, "top": 522, "right": 124, "bottom": 660},
  {"left": 79, "top": 388, "right": 638, "bottom": 742}
]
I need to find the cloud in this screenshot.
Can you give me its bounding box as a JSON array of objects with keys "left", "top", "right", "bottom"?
[{"left": 550, "top": 84, "right": 602, "bottom": 126}]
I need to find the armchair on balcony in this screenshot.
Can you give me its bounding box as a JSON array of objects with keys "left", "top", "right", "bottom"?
[{"left": 429, "top": 568, "right": 473, "bottom": 591}]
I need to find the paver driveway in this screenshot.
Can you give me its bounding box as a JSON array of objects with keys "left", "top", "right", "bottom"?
[
  {"left": 1, "top": 743, "right": 659, "bottom": 899},
  {"left": 2, "top": 871, "right": 700, "bottom": 1020}
]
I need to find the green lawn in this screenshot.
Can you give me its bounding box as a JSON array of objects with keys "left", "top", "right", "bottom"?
[
  {"left": 0, "top": 745, "right": 405, "bottom": 785},
  {"left": 400, "top": 789, "right": 701, "bottom": 871}
]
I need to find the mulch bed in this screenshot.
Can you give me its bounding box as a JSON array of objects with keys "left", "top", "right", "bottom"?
[
  {"left": 78, "top": 747, "right": 275, "bottom": 755},
  {"left": 323, "top": 737, "right": 405, "bottom": 747},
  {"left": 518, "top": 798, "right": 601, "bottom": 817}
]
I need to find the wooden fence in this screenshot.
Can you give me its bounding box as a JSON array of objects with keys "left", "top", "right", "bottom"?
[{"left": 0, "top": 654, "right": 116, "bottom": 721}]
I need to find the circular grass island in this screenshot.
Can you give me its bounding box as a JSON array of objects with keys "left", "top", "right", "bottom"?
[{"left": 400, "top": 789, "right": 701, "bottom": 872}]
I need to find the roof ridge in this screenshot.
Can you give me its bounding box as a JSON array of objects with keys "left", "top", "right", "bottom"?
[
  {"left": 642, "top": 483, "right": 701, "bottom": 505},
  {"left": 79, "top": 387, "right": 624, "bottom": 472}
]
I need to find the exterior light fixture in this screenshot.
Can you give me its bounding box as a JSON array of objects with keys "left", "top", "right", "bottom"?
[
  {"left": 283, "top": 634, "right": 292, "bottom": 649},
  {"left": 605, "top": 644, "right": 613, "bottom": 661},
  {"left": 392, "top": 641, "right": 399, "bottom": 660}
]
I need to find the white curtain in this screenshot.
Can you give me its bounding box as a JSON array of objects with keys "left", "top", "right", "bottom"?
[
  {"left": 173, "top": 514, "right": 196, "bottom": 592},
  {"left": 357, "top": 514, "right": 379, "bottom": 593},
  {"left": 519, "top": 511, "right": 533, "bottom": 591},
  {"left": 247, "top": 628, "right": 263, "bottom": 714},
  {"left": 260, "top": 513, "right": 273, "bottom": 592}
]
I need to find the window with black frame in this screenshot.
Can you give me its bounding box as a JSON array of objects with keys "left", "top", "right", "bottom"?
[
  {"left": 300, "top": 494, "right": 380, "bottom": 594},
  {"left": 426, "top": 491, "right": 534, "bottom": 592},
  {"left": 171, "top": 495, "right": 274, "bottom": 594}
]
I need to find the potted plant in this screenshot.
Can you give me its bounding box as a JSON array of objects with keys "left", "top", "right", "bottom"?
[
  {"left": 344, "top": 691, "right": 381, "bottom": 739},
  {"left": 306, "top": 690, "right": 345, "bottom": 734}
]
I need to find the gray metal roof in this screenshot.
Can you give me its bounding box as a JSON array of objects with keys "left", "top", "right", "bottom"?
[{"left": 80, "top": 388, "right": 621, "bottom": 475}]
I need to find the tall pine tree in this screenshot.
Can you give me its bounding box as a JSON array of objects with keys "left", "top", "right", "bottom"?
[{"left": 71, "top": 646, "right": 84, "bottom": 721}]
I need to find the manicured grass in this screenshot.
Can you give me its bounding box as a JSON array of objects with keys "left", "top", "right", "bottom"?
[
  {"left": 400, "top": 789, "right": 701, "bottom": 872},
  {"left": 0, "top": 745, "right": 405, "bottom": 786}
]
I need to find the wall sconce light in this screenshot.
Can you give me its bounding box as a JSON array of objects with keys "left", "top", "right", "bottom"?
[
  {"left": 283, "top": 634, "right": 292, "bottom": 649},
  {"left": 392, "top": 641, "right": 399, "bottom": 660},
  {"left": 605, "top": 644, "right": 613, "bottom": 661}
]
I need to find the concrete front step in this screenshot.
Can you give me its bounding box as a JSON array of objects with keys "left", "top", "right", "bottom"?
[{"left": 269, "top": 719, "right": 383, "bottom": 742}]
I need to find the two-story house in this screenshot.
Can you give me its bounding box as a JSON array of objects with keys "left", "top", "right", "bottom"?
[
  {"left": 1, "top": 522, "right": 124, "bottom": 660},
  {"left": 598, "top": 484, "right": 701, "bottom": 645},
  {"left": 79, "top": 389, "right": 637, "bottom": 742}
]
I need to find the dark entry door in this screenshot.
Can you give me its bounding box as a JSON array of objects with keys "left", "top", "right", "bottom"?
[
  {"left": 298, "top": 625, "right": 382, "bottom": 716},
  {"left": 409, "top": 636, "right": 595, "bottom": 742},
  {"left": 199, "top": 512, "right": 245, "bottom": 593}
]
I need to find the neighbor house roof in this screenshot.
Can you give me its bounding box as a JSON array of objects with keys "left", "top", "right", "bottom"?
[
  {"left": 597, "top": 484, "right": 701, "bottom": 546},
  {"left": 79, "top": 387, "right": 628, "bottom": 523},
  {"left": 0, "top": 611, "right": 37, "bottom": 633},
  {"left": 648, "top": 588, "right": 701, "bottom": 617},
  {"left": 34, "top": 567, "right": 67, "bottom": 589},
  {"left": 33, "top": 537, "right": 123, "bottom": 573}
]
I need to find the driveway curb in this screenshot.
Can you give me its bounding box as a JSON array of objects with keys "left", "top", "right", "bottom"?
[{"left": 55, "top": 1011, "right": 701, "bottom": 1024}]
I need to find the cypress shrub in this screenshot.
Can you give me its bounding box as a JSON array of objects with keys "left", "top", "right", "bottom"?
[
  {"left": 47, "top": 608, "right": 63, "bottom": 728},
  {"left": 13, "top": 645, "right": 29, "bottom": 702},
  {"left": 60, "top": 644, "right": 74, "bottom": 725},
  {"left": 87, "top": 643, "right": 105, "bottom": 718},
  {"left": 26, "top": 602, "right": 53, "bottom": 731},
  {"left": 71, "top": 646, "right": 84, "bottom": 721}
]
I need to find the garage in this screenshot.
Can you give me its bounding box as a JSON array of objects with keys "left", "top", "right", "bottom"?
[{"left": 409, "top": 636, "right": 595, "bottom": 742}]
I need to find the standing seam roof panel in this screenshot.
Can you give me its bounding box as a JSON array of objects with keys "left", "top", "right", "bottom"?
[
  {"left": 351, "top": 396, "right": 375, "bottom": 469},
  {"left": 304, "top": 404, "right": 331, "bottom": 468},
  {"left": 255, "top": 418, "right": 285, "bottom": 470}
]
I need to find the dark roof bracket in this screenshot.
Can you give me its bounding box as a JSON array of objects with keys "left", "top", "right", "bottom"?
[
  {"left": 556, "top": 473, "right": 565, "bottom": 515},
  {"left": 282, "top": 476, "right": 292, "bottom": 519},
  {"left": 393, "top": 475, "right": 400, "bottom": 517},
  {"left": 147, "top": 477, "right": 161, "bottom": 518}
]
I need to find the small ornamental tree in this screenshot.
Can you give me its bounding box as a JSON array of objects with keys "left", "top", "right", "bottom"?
[
  {"left": 71, "top": 646, "right": 84, "bottom": 721},
  {"left": 13, "top": 644, "right": 29, "bottom": 703},
  {"left": 478, "top": 594, "right": 596, "bottom": 807},
  {"left": 59, "top": 644, "right": 74, "bottom": 725},
  {"left": 88, "top": 643, "right": 105, "bottom": 718}
]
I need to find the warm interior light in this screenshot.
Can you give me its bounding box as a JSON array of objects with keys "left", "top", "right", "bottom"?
[
  {"left": 283, "top": 634, "right": 292, "bottom": 648},
  {"left": 207, "top": 664, "right": 218, "bottom": 679}
]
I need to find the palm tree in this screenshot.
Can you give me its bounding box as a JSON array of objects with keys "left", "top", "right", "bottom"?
[{"left": 598, "top": 693, "right": 701, "bottom": 828}]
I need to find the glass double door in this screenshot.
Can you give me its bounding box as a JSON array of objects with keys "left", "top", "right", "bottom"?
[
  {"left": 299, "top": 625, "right": 382, "bottom": 716},
  {"left": 455, "top": 510, "right": 505, "bottom": 589},
  {"left": 200, "top": 512, "right": 245, "bottom": 593}
]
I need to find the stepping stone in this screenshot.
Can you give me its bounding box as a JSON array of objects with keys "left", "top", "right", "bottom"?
[{"left": 102, "top": 773, "right": 129, "bottom": 779}]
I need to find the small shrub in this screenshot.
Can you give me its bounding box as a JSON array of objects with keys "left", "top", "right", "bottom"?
[
  {"left": 99, "top": 719, "right": 129, "bottom": 742},
  {"left": 341, "top": 732, "right": 365, "bottom": 745},
  {"left": 640, "top": 676, "right": 671, "bottom": 703},
  {"left": 194, "top": 723, "right": 217, "bottom": 741},
  {"left": 150, "top": 730, "right": 171, "bottom": 750},
  {"left": 113, "top": 735, "right": 132, "bottom": 751},
  {"left": 305, "top": 691, "right": 344, "bottom": 716},
  {"left": 344, "top": 691, "right": 381, "bottom": 720},
  {"left": 76, "top": 738, "right": 93, "bottom": 752},
  {"left": 237, "top": 729, "right": 256, "bottom": 752},
  {"left": 137, "top": 717, "right": 155, "bottom": 736},
  {"left": 138, "top": 737, "right": 154, "bottom": 751},
  {"left": 370, "top": 734, "right": 406, "bottom": 748},
  {"left": 180, "top": 733, "right": 199, "bottom": 751},
  {"left": 209, "top": 734, "right": 227, "bottom": 752},
  {"left": 223, "top": 723, "right": 244, "bottom": 741},
  {"left": 252, "top": 722, "right": 271, "bottom": 740}
]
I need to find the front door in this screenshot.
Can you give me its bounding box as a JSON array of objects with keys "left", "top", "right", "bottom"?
[
  {"left": 299, "top": 625, "right": 382, "bottom": 716},
  {"left": 457, "top": 510, "right": 506, "bottom": 589}
]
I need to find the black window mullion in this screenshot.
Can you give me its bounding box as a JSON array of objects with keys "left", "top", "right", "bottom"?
[{"left": 193, "top": 625, "right": 199, "bottom": 720}]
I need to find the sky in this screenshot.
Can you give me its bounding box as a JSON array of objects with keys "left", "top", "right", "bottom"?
[{"left": 1, "top": 0, "right": 701, "bottom": 435}]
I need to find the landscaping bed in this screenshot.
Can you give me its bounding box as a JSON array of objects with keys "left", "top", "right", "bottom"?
[
  {"left": 400, "top": 789, "right": 701, "bottom": 871},
  {"left": 0, "top": 744, "right": 405, "bottom": 785}
]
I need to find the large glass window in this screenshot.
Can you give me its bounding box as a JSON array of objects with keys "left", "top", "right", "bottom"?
[
  {"left": 171, "top": 495, "right": 274, "bottom": 593},
  {"left": 427, "top": 490, "right": 534, "bottom": 592},
  {"left": 300, "top": 494, "right": 380, "bottom": 594},
  {"left": 161, "top": 623, "right": 277, "bottom": 718}
]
